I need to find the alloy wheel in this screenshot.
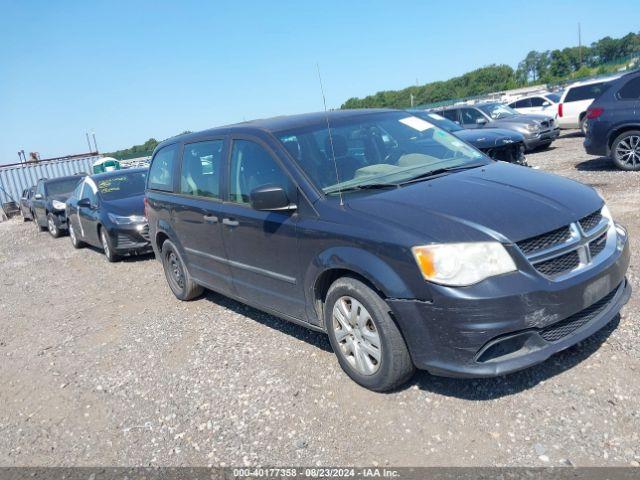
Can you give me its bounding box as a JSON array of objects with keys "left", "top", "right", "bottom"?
[
  {"left": 615, "top": 135, "right": 640, "bottom": 168},
  {"left": 69, "top": 223, "right": 77, "bottom": 245},
  {"left": 101, "top": 231, "right": 110, "bottom": 258},
  {"left": 48, "top": 217, "right": 57, "bottom": 236},
  {"left": 332, "top": 296, "right": 382, "bottom": 376}
]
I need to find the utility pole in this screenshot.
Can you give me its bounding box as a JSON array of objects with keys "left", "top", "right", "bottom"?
[
  {"left": 410, "top": 93, "right": 414, "bottom": 107},
  {"left": 578, "top": 22, "right": 583, "bottom": 66},
  {"left": 85, "top": 133, "right": 93, "bottom": 153},
  {"left": 92, "top": 132, "right": 99, "bottom": 153}
]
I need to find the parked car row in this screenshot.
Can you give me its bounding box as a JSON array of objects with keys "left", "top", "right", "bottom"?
[
  {"left": 28, "top": 110, "right": 632, "bottom": 392},
  {"left": 23, "top": 169, "right": 152, "bottom": 260}
]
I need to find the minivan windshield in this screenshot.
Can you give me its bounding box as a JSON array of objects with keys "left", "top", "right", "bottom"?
[
  {"left": 276, "top": 111, "right": 487, "bottom": 194},
  {"left": 478, "top": 103, "right": 518, "bottom": 119},
  {"left": 45, "top": 177, "right": 83, "bottom": 197},
  {"left": 97, "top": 171, "right": 147, "bottom": 201}
]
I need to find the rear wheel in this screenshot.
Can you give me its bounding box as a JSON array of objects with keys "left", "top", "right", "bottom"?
[
  {"left": 47, "top": 213, "right": 61, "bottom": 238},
  {"left": 611, "top": 130, "right": 640, "bottom": 171},
  {"left": 161, "top": 240, "right": 203, "bottom": 300},
  {"left": 325, "top": 277, "right": 415, "bottom": 392},
  {"left": 100, "top": 228, "right": 119, "bottom": 262},
  {"left": 34, "top": 213, "right": 46, "bottom": 231},
  {"left": 579, "top": 116, "right": 587, "bottom": 136},
  {"left": 69, "top": 221, "right": 85, "bottom": 249}
]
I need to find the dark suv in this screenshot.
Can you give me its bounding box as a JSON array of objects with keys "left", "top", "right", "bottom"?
[
  {"left": 146, "top": 109, "right": 631, "bottom": 392},
  {"left": 583, "top": 70, "right": 640, "bottom": 171},
  {"left": 33, "top": 174, "right": 86, "bottom": 237}
]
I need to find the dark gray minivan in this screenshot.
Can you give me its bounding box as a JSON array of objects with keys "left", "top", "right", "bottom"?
[{"left": 145, "top": 109, "right": 631, "bottom": 391}]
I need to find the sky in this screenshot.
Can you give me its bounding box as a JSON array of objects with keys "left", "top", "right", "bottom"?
[{"left": 1, "top": 0, "right": 639, "bottom": 164}]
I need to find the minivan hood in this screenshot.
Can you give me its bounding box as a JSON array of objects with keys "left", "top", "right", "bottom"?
[
  {"left": 102, "top": 195, "right": 145, "bottom": 217},
  {"left": 346, "top": 162, "right": 601, "bottom": 244},
  {"left": 454, "top": 128, "right": 524, "bottom": 149}
]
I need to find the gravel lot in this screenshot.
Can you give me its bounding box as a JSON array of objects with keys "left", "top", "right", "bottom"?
[{"left": 0, "top": 132, "right": 639, "bottom": 467}]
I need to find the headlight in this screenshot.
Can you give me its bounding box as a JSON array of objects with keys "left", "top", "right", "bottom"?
[
  {"left": 601, "top": 204, "right": 613, "bottom": 224},
  {"left": 108, "top": 213, "right": 146, "bottom": 224},
  {"left": 411, "top": 242, "right": 517, "bottom": 286},
  {"left": 52, "top": 200, "right": 66, "bottom": 211},
  {"left": 525, "top": 123, "right": 540, "bottom": 133}
]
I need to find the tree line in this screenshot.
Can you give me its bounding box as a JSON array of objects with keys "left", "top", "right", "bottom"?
[{"left": 341, "top": 31, "right": 640, "bottom": 110}]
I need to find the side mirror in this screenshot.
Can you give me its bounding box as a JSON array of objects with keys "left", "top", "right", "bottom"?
[
  {"left": 476, "top": 117, "right": 488, "bottom": 125},
  {"left": 77, "top": 198, "right": 92, "bottom": 208},
  {"left": 34, "top": 193, "right": 43, "bottom": 200},
  {"left": 250, "top": 185, "right": 296, "bottom": 212}
]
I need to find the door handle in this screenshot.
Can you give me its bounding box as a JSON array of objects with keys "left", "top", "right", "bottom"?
[
  {"left": 222, "top": 218, "right": 239, "bottom": 227},
  {"left": 203, "top": 214, "right": 218, "bottom": 224}
]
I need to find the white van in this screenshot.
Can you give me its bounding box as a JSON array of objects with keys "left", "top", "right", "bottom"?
[{"left": 557, "top": 76, "right": 619, "bottom": 133}]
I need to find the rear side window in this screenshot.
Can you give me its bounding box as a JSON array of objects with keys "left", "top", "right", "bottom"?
[
  {"left": 148, "top": 144, "right": 178, "bottom": 191},
  {"left": 440, "top": 109, "right": 459, "bottom": 122},
  {"left": 617, "top": 77, "right": 640, "bottom": 100},
  {"left": 529, "top": 97, "right": 545, "bottom": 107},
  {"left": 229, "top": 140, "right": 291, "bottom": 205},
  {"left": 179, "top": 140, "right": 224, "bottom": 199},
  {"left": 565, "top": 82, "right": 608, "bottom": 102}
]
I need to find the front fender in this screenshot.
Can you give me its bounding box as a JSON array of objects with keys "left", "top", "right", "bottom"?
[{"left": 304, "top": 246, "right": 416, "bottom": 324}]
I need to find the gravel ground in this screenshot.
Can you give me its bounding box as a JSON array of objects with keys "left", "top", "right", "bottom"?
[{"left": 0, "top": 132, "right": 639, "bottom": 467}]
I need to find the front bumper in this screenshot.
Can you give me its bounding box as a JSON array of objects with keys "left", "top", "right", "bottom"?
[
  {"left": 107, "top": 223, "right": 152, "bottom": 254},
  {"left": 51, "top": 211, "right": 68, "bottom": 230},
  {"left": 523, "top": 128, "right": 560, "bottom": 150},
  {"left": 388, "top": 236, "right": 631, "bottom": 378}
]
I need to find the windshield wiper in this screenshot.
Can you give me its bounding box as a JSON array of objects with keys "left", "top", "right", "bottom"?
[
  {"left": 399, "top": 164, "right": 483, "bottom": 186},
  {"left": 326, "top": 182, "right": 399, "bottom": 194}
]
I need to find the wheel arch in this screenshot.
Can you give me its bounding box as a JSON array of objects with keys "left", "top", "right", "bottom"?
[
  {"left": 607, "top": 124, "right": 640, "bottom": 153},
  {"left": 306, "top": 246, "right": 416, "bottom": 327}
]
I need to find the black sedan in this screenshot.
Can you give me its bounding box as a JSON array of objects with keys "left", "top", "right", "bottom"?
[
  {"left": 33, "top": 174, "right": 87, "bottom": 237},
  {"left": 19, "top": 186, "right": 36, "bottom": 221},
  {"left": 65, "top": 168, "right": 151, "bottom": 261},
  {"left": 409, "top": 110, "right": 529, "bottom": 166}
]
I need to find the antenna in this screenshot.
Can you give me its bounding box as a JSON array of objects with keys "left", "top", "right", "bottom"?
[{"left": 316, "top": 63, "right": 344, "bottom": 207}]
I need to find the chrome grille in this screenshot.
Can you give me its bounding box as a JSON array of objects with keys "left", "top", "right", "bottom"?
[
  {"left": 579, "top": 210, "right": 603, "bottom": 233},
  {"left": 533, "top": 250, "right": 580, "bottom": 276},
  {"left": 516, "top": 226, "right": 572, "bottom": 255},
  {"left": 516, "top": 210, "right": 611, "bottom": 280},
  {"left": 540, "top": 284, "right": 619, "bottom": 342},
  {"left": 589, "top": 232, "right": 607, "bottom": 258}
]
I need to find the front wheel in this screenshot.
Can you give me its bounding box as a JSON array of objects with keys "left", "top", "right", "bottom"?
[
  {"left": 47, "top": 213, "right": 61, "bottom": 238},
  {"left": 161, "top": 240, "right": 203, "bottom": 300},
  {"left": 100, "top": 228, "right": 119, "bottom": 262},
  {"left": 579, "top": 116, "right": 587, "bottom": 136},
  {"left": 325, "top": 277, "right": 415, "bottom": 392},
  {"left": 611, "top": 130, "right": 640, "bottom": 171}
]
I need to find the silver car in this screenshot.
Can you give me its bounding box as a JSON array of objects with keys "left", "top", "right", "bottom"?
[{"left": 432, "top": 102, "right": 560, "bottom": 151}]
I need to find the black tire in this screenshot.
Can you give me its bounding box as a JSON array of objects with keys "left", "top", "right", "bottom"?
[
  {"left": 47, "top": 213, "right": 61, "bottom": 238},
  {"left": 161, "top": 239, "right": 203, "bottom": 301},
  {"left": 68, "top": 221, "right": 85, "bottom": 249},
  {"left": 611, "top": 130, "right": 640, "bottom": 171},
  {"left": 100, "top": 227, "right": 119, "bottom": 262},
  {"left": 324, "top": 277, "right": 415, "bottom": 392},
  {"left": 579, "top": 116, "right": 587, "bottom": 136}
]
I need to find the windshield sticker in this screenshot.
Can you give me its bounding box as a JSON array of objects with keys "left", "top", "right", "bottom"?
[
  {"left": 399, "top": 116, "right": 433, "bottom": 132},
  {"left": 428, "top": 113, "right": 445, "bottom": 120}
]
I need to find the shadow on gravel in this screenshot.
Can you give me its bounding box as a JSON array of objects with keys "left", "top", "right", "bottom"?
[
  {"left": 82, "top": 245, "right": 156, "bottom": 263},
  {"left": 408, "top": 314, "right": 620, "bottom": 400},
  {"left": 576, "top": 156, "right": 617, "bottom": 172},
  {"left": 560, "top": 130, "right": 583, "bottom": 139},
  {"left": 202, "top": 290, "right": 332, "bottom": 353}
]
